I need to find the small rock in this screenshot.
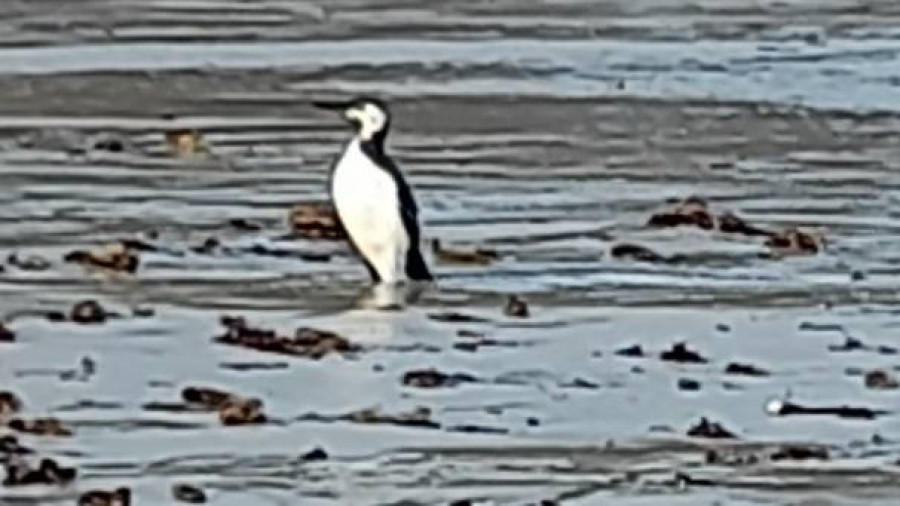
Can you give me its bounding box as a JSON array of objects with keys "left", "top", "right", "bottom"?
[
  {"left": 715, "top": 323, "right": 731, "bottom": 332},
  {"left": 615, "top": 344, "right": 645, "bottom": 358},
  {"left": 503, "top": 295, "right": 529, "bottom": 318},
  {"left": 526, "top": 417, "right": 540, "bottom": 427},
  {"left": 118, "top": 238, "right": 161, "bottom": 253},
  {"left": 165, "top": 128, "right": 209, "bottom": 157},
  {"left": 716, "top": 212, "right": 772, "bottom": 236},
  {"left": 132, "top": 306, "right": 156, "bottom": 318},
  {"left": 172, "top": 484, "right": 206, "bottom": 504},
  {"left": 724, "top": 362, "right": 770, "bottom": 377},
  {"left": 610, "top": 243, "right": 669, "bottom": 263},
  {"left": 91, "top": 135, "right": 127, "bottom": 154},
  {"left": 59, "top": 356, "right": 97, "bottom": 382},
  {"left": 432, "top": 239, "right": 497, "bottom": 265},
  {"left": 452, "top": 335, "right": 520, "bottom": 352},
  {"left": 770, "top": 445, "right": 828, "bottom": 461},
  {"left": 342, "top": 406, "right": 440, "bottom": 429},
  {"left": 677, "top": 378, "right": 701, "bottom": 391},
  {"left": 660, "top": 342, "right": 708, "bottom": 364},
  {"left": 704, "top": 448, "right": 759, "bottom": 467},
  {"left": 828, "top": 336, "right": 866, "bottom": 352},
  {"left": 0, "top": 324, "right": 14, "bottom": 343},
  {"left": 214, "top": 316, "right": 360, "bottom": 359},
  {"left": 0, "top": 435, "right": 32, "bottom": 455},
  {"left": 0, "top": 391, "right": 23, "bottom": 417},
  {"left": 864, "top": 370, "right": 899, "bottom": 390},
  {"left": 299, "top": 447, "right": 329, "bottom": 462},
  {"left": 191, "top": 237, "right": 221, "bottom": 255},
  {"left": 70, "top": 300, "right": 108, "bottom": 325},
  {"left": 45, "top": 311, "right": 67, "bottom": 322},
  {"left": 560, "top": 377, "right": 599, "bottom": 390},
  {"left": 181, "top": 386, "right": 234, "bottom": 410},
  {"left": 686, "top": 417, "right": 737, "bottom": 439},
  {"left": 429, "top": 312, "right": 491, "bottom": 323},
  {"left": 228, "top": 218, "right": 263, "bottom": 232},
  {"left": 764, "top": 228, "right": 821, "bottom": 256}
]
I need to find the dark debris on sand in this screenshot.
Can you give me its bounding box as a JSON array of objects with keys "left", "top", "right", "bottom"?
[
  {"left": 402, "top": 368, "right": 480, "bottom": 389},
  {"left": 764, "top": 228, "right": 822, "bottom": 257},
  {"left": 648, "top": 196, "right": 716, "bottom": 230},
  {"left": 648, "top": 196, "right": 773, "bottom": 237},
  {"left": 3, "top": 457, "right": 76, "bottom": 487},
  {"left": 181, "top": 386, "right": 267, "bottom": 426},
  {"left": 288, "top": 203, "right": 345, "bottom": 240},
  {"left": 610, "top": 243, "right": 672, "bottom": 263},
  {"left": 770, "top": 445, "right": 829, "bottom": 461},
  {"left": 767, "top": 398, "right": 887, "bottom": 420},
  {"left": 228, "top": 218, "right": 264, "bottom": 232},
  {"left": 431, "top": 239, "right": 499, "bottom": 265},
  {"left": 79, "top": 486, "right": 131, "bottom": 506},
  {"left": 7, "top": 417, "right": 73, "bottom": 437},
  {"left": 706, "top": 444, "right": 828, "bottom": 467},
  {"left": 299, "top": 406, "right": 440, "bottom": 430},
  {"left": 215, "top": 316, "right": 360, "bottom": 359},
  {"left": 428, "top": 312, "right": 492, "bottom": 324},
  {"left": 647, "top": 196, "right": 823, "bottom": 258},
  {"left": 64, "top": 242, "right": 139, "bottom": 273},
  {"left": 452, "top": 334, "right": 525, "bottom": 353}
]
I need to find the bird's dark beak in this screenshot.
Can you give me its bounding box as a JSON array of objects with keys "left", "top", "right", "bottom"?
[{"left": 312, "top": 100, "right": 352, "bottom": 112}]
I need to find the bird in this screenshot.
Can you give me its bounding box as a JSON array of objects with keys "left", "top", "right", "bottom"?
[{"left": 313, "top": 97, "right": 433, "bottom": 288}]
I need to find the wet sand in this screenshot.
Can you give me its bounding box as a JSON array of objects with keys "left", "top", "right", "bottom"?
[{"left": 2, "top": 1, "right": 900, "bottom": 505}]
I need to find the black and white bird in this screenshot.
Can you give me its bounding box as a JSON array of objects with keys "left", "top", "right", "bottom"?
[{"left": 314, "top": 97, "right": 433, "bottom": 288}]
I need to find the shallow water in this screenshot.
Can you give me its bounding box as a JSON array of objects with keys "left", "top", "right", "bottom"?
[{"left": 1, "top": 1, "right": 900, "bottom": 505}]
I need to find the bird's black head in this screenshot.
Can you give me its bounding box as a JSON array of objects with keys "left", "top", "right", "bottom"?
[{"left": 313, "top": 97, "right": 391, "bottom": 145}]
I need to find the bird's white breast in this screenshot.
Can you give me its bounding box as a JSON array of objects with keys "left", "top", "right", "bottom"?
[{"left": 331, "top": 138, "right": 409, "bottom": 282}]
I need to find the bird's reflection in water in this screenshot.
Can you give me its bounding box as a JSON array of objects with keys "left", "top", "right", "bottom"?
[{"left": 357, "top": 281, "right": 433, "bottom": 311}]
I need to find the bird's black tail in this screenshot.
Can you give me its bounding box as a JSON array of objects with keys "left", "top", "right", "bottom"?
[{"left": 406, "top": 244, "right": 433, "bottom": 281}]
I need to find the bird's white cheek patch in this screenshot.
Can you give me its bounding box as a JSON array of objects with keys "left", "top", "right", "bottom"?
[{"left": 346, "top": 107, "right": 382, "bottom": 141}]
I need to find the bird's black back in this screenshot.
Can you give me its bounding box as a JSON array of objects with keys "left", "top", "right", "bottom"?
[{"left": 359, "top": 140, "right": 433, "bottom": 282}]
